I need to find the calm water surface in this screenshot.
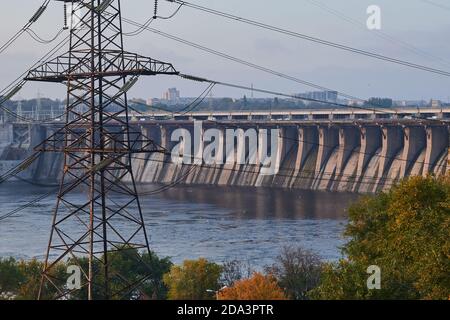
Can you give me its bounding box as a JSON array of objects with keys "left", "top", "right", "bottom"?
[{"left": 0, "top": 182, "right": 360, "bottom": 267}]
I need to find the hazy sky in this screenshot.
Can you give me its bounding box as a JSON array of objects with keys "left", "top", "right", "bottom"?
[{"left": 0, "top": 0, "right": 449, "bottom": 101}]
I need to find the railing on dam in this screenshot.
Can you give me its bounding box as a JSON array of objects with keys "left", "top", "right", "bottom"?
[
  {"left": 5, "top": 107, "right": 450, "bottom": 124},
  {"left": 125, "top": 107, "right": 450, "bottom": 123}
]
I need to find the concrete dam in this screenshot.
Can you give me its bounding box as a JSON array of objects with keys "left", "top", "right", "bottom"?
[{"left": 1, "top": 108, "right": 449, "bottom": 194}]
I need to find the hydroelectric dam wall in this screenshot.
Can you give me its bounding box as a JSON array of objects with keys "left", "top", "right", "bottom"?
[{"left": 1, "top": 116, "right": 449, "bottom": 194}]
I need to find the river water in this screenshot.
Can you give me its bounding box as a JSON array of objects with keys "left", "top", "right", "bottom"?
[{"left": 0, "top": 182, "right": 360, "bottom": 268}]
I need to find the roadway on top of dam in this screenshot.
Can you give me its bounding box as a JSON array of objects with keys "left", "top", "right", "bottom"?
[
  {"left": 129, "top": 106, "right": 450, "bottom": 119},
  {"left": 10, "top": 107, "right": 450, "bottom": 126}
]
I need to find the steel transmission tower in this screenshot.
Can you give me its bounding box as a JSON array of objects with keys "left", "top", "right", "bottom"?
[{"left": 25, "top": 0, "right": 178, "bottom": 300}]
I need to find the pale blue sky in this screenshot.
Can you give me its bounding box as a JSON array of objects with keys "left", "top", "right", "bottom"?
[{"left": 0, "top": 0, "right": 449, "bottom": 101}]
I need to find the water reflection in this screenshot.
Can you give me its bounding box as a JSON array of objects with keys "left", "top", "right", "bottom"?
[
  {"left": 144, "top": 185, "right": 360, "bottom": 220},
  {"left": 0, "top": 182, "right": 361, "bottom": 265}
]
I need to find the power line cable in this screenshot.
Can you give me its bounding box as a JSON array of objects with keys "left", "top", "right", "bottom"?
[
  {"left": 0, "top": 33, "right": 70, "bottom": 97},
  {"left": 15, "top": 175, "right": 62, "bottom": 188},
  {"left": 118, "top": 0, "right": 182, "bottom": 36},
  {"left": 123, "top": 18, "right": 154, "bottom": 37},
  {"left": 25, "top": 28, "right": 65, "bottom": 45},
  {"left": 0, "top": 0, "right": 51, "bottom": 55},
  {"left": 420, "top": 0, "right": 450, "bottom": 11},
  {"left": 122, "top": 19, "right": 354, "bottom": 98},
  {"left": 0, "top": 6, "right": 95, "bottom": 122},
  {"left": 0, "top": 35, "right": 71, "bottom": 122},
  {"left": 130, "top": 83, "right": 214, "bottom": 120},
  {"left": 118, "top": 15, "right": 444, "bottom": 122},
  {"left": 0, "top": 152, "right": 42, "bottom": 185},
  {"left": 155, "top": 2, "right": 184, "bottom": 20},
  {"left": 178, "top": 73, "right": 448, "bottom": 123},
  {"left": 165, "top": 0, "right": 450, "bottom": 77},
  {"left": 304, "top": 0, "right": 450, "bottom": 69},
  {"left": 0, "top": 189, "right": 57, "bottom": 222}
]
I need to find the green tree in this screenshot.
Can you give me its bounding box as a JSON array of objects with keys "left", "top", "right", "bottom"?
[
  {"left": 16, "top": 259, "right": 67, "bottom": 300},
  {"left": 311, "top": 176, "right": 450, "bottom": 300},
  {"left": 0, "top": 258, "right": 24, "bottom": 297},
  {"left": 1, "top": 250, "right": 172, "bottom": 300},
  {"left": 163, "top": 258, "right": 222, "bottom": 300},
  {"left": 71, "top": 248, "right": 172, "bottom": 300},
  {"left": 139, "top": 251, "right": 173, "bottom": 299},
  {"left": 0, "top": 258, "right": 67, "bottom": 300}
]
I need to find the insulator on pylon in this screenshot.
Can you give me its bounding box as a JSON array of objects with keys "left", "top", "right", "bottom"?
[
  {"left": 2, "top": 84, "right": 23, "bottom": 101},
  {"left": 154, "top": 0, "right": 159, "bottom": 19},
  {"left": 29, "top": 5, "right": 47, "bottom": 23},
  {"left": 92, "top": 158, "right": 115, "bottom": 173},
  {"left": 96, "top": 0, "right": 114, "bottom": 13},
  {"left": 120, "top": 77, "right": 139, "bottom": 93},
  {"left": 180, "top": 74, "right": 209, "bottom": 82},
  {"left": 63, "top": 3, "right": 68, "bottom": 30}
]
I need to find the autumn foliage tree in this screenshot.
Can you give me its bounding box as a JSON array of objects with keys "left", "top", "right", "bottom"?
[
  {"left": 218, "top": 273, "right": 286, "bottom": 300},
  {"left": 311, "top": 175, "right": 450, "bottom": 300},
  {"left": 163, "top": 258, "right": 222, "bottom": 300}
]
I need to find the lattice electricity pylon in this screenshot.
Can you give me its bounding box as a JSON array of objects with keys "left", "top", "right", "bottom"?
[{"left": 25, "top": 0, "right": 178, "bottom": 300}]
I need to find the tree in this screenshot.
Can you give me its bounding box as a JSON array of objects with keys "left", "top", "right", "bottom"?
[
  {"left": 71, "top": 248, "right": 172, "bottom": 300},
  {"left": 0, "top": 258, "right": 67, "bottom": 300},
  {"left": 102, "top": 248, "right": 172, "bottom": 300},
  {"left": 16, "top": 259, "right": 66, "bottom": 300},
  {"left": 0, "top": 250, "right": 172, "bottom": 300},
  {"left": 220, "top": 260, "right": 253, "bottom": 288},
  {"left": 163, "top": 258, "right": 222, "bottom": 300},
  {"left": 311, "top": 175, "right": 450, "bottom": 300},
  {"left": 218, "top": 273, "right": 286, "bottom": 300},
  {"left": 0, "top": 258, "right": 24, "bottom": 297},
  {"left": 265, "top": 246, "right": 322, "bottom": 300},
  {"left": 139, "top": 251, "right": 173, "bottom": 299}
]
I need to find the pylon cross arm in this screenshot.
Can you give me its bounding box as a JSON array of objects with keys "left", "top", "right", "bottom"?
[
  {"left": 25, "top": 50, "right": 179, "bottom": 83},
  {"left": 33, "top": 125, "right": 167, "bottom": 154}
]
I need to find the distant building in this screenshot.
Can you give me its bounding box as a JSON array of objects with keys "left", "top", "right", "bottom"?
[
  {"left": 146, "top": 98, "right": 161, "bottom": 106},
  {"left": 347, "top": 99, "right": 364, "bottom": 106},
  {"left": 430, "top": 99, "right": 442, "bottom": 108},
  {"left": 296, "top": 90, "right": 338, "bottom": 103},
  {"left": 367, "top": 97, "right": 393, "bottom": 108},
  {"left": 394, "top": 100, "right": 428, "bottom": 108},
  {"left": 131, "top": 98, "right": 146, "bottom": 105},
  {"left": 163, "top": 88, "right": 180, "bottom": 103}
]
